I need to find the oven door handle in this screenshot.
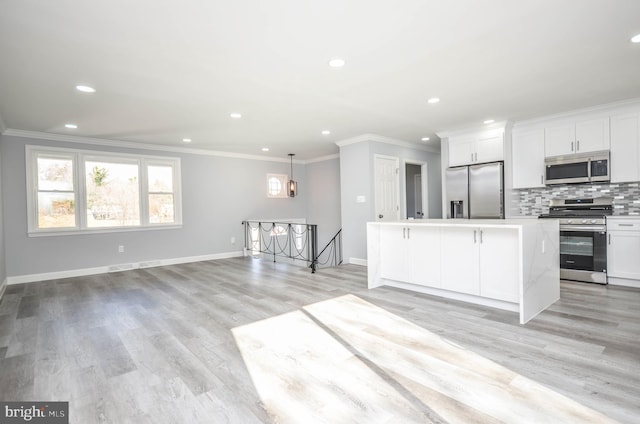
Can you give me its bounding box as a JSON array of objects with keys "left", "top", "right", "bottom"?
[{"left": 560, "top": 225, "right": 606, "bottom": 232}]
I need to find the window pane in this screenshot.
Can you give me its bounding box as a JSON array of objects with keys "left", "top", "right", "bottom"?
[
  {"left": 149, "top": 194, "right": 174, "bottom": 223},
  {"left": 148, "top": 165, "right": 173, "bottom": 193},
  {"left": 37, "top": 192, "right": 75, "bottom": 228},
  {"left": 86, "top": 161, "right": 140, "bottom": 227},
  {"left": 38, "top": 157, "right": 73, "bottom": 191}
]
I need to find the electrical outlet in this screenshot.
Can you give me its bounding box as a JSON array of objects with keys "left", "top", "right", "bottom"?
[{"left": 118, "top": 245, "right": 125, "bottom": 253}]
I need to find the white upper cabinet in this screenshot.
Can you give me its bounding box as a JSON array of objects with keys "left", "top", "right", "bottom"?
[
  {"left": 448, "top": 130, "right": 504, "bottom": 167},
  {"left": 544, "top": 117, "right": 610, "bottom": 157},
  {"left": 512, "top": 128, "right": 545, "bottom": 188},
  {"left": 448, "top": 136, "right": 477, "bottom": 167},
  {"left": 610, "top": 112, "right": 640, "bottom": 183}
]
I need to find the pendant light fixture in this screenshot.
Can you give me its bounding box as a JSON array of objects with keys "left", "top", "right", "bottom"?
[{"left": 288, "top": 153, "right": 297, "bottom": 197}]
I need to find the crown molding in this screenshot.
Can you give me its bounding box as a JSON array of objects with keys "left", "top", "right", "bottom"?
[
  {"left": 512, "top": 97, "right": 640, "bottom": 129},
  {"left": 1, "top": 129, "right": 320, "bottom": 164},
  {"left": 335, "top": 133, "right": 439, "bottom": 153},
  {"left": 303, "top": 153, "right": 339, "bottom": 164}
]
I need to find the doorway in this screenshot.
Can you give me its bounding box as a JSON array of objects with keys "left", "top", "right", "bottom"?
[{"left": 405, "top": 162, "right": 428, "bottom": 219}]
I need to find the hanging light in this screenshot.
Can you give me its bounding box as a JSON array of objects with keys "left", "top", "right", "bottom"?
[{"left": 288, "top": 153, "right": 297, "bottom": 197}]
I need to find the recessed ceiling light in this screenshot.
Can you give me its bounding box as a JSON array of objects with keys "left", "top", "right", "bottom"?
[
  {"left": 427, "top": 97, "right": 440, "bottom": 104},
  {"left": 262, "top": 147, "right": 269, "bottom": 152},
  {"left": 230, "top": 113, "right": 242, "bottom": 119},
  {"left": 484, "top": 119, "right": 495, "bottom": 124},
  {"left": 321, "top": 130, "right": 331, "bottom": 135},
  {"left": 421, "top": 137, "right": 430, "bottom": 141},
  {"left": 65, "top": 123, "right": 78, "bottom": 129},
  {"left": 632, "top": 33, "right": 640, "bottom": 43},
  {"left": 182, "top": 138, "right": 192, "bottom": 143},
  {"left": 75, "top": 85, "right": 95, "bottom": 93},
  {"left": 328, "top": 58, "right": 345, "bottom": 68}
]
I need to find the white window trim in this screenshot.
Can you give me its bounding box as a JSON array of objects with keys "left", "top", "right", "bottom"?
[
  {"left": 266, "top": 173, "right": 288, "bottom": 198},
  {"left": 26, "top": 145, "right": 183, "bottom": 236}
]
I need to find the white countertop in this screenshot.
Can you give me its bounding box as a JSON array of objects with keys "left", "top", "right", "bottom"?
[{"left": 369, "top": 218, "right": 556, "bottom": 229}]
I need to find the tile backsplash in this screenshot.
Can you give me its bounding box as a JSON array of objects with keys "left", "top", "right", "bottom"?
[{"left": 512, "top": 182, "right": 640, "bottom": 216}]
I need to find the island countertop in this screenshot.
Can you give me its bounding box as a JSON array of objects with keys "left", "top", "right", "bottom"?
[{"left": 369, "top": 218, "right": 548, "bottom": 228}]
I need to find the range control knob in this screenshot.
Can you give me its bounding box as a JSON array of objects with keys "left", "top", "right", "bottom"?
[
  {"left": 591, "top": 219, "right": 597, "bottom": 224},
  {"left": 582, "top": 219, "right": 587, "bottom": 224},
  {"left": 567, "top": 219, "right": 573, "bottom": 224}
]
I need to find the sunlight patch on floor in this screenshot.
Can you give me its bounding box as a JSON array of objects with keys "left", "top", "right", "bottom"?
[{"left": 232, "top": 294, "right": 615, "bottom": 423}]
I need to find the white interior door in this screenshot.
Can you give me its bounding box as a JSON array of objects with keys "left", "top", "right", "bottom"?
[{"left": 375, "top": 156, "right": 400, "bottom": 222}]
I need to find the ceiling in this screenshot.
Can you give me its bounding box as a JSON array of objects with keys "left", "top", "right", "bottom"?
[{"left": 1, "top": 0, "right": 639, "bottom": 160}]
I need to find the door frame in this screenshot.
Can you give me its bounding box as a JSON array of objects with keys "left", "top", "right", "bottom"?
[{"left": 403, "top": 160, "right": 429, "bottom": 219}]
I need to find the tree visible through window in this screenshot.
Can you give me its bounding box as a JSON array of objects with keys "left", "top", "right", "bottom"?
[{"left": 86, "top": 160, "right": 140, "bottom": 227}]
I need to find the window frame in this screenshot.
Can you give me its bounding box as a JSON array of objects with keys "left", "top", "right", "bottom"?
[
  {"left": 266, "top": 173, "right": 288, "bottom": 198},
  {"left": 26, "top": 145, "right": 182, "bottom": 236}
]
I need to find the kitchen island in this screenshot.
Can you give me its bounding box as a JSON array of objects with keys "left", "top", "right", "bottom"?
[{"left": 367, "top": 219, "right": 559, "bottom": 324}]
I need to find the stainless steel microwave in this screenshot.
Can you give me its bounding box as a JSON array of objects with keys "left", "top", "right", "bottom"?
[{"left": 544, "top": 150, "right": 610, "bottom": 185}]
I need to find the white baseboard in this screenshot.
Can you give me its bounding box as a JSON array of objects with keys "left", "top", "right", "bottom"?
[
  {"left": 349, "top": 257, "right": 368, "bottom": 267},
  {"left": 6, "top": 251, "right": 244, "bottom": 285},
  {"left": 607, "top": 277, "right": 640, "bottom": 289}
]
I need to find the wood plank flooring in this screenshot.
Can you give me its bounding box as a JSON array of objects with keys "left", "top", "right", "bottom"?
[{"left": 0, "top": 257, "right": 638, "bottom": 423}]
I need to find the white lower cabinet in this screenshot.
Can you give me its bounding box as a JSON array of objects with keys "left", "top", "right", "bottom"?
[
  {"left": 441, "top": 227, "right": 519, "bottom": 301},
  {"left": 478, "top": 228, "right": 520, "bottom": 302},
  {"left": 441, "top": 227, "right": 480, "bottom": 295},
  {"left": 379, "top": 225, "right": 441, "bottom": 288},
  {"left": 607, "top": 219, "right": 640, "bottom": 281}
]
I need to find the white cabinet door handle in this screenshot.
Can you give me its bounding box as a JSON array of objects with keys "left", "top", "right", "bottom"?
[
  {"left": 480, "top": 230, "right": 483, "bottom": 243},
  {"left": 403, "top": 227, "right": 406, "bottom": 239},
  {"left": 407, "top": 228, "right": 411, "bottom": 239}
]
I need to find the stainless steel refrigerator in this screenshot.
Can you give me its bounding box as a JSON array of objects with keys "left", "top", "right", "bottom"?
[{"left": 445, "top": 162, "right": 504, "bottom": 219}]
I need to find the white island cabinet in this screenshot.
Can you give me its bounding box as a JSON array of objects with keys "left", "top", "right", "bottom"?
[{"left": 367, "top": 219, "right": 560, "bottom": 324}]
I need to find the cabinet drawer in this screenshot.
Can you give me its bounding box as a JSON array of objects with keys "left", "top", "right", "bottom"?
[{"left": 607, "top": 220, "right": 640, "bottom": 230}]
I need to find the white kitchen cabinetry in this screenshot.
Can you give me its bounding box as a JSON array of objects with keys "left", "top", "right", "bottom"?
[
  {"left": 512, "top": 128, "right": 545, "bottom": 188},
  {"left": 441, "top": 227, "right": 519, "bottom": 301},
  {"left": 544, "top": 117, "right": 610, "bottom": 157},
  {"left": 441, "top": 227, "right": 480, "bottom": 294},
  {"left": 607, "top": 218, "right": 640, "bottom": 287},
  {"left": 448, "top": 132, "right": 504, "bottom": 167},
  {"left": 367, "top": 219, "right": 560, "bottom": 324},
  {"left": 479, "top": 228, "right": 520, "bottom": 302},
  {"left": 379, "top": 224, "right": 441, "bottom": 288},
  {"left": 610, "top": 112, "right": 640, "bottom": 183}
]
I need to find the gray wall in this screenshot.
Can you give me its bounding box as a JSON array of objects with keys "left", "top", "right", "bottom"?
[
  {"left": 339, "top": 139, "right": 442, "bottom": 262},
  {"left": 1, "top": 134, "right": 320, "bottom": 278},
  {"left": 339, "top": 142, "right": 372, "bottom": 263},
  {"left": 305, "top": 157, "right": 342, "bottom": 249}
]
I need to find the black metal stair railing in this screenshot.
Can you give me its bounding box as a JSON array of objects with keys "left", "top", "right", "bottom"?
[
  {"left": 314, "top": 228, "right": 343, "bottom": 269},
  {"left": 242, "top": 221, "right": 342, "bottom": 273}
]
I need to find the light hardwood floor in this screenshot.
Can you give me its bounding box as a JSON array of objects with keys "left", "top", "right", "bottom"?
[{"left": 0, "top": 257, "right": 638, "bottom": 423}]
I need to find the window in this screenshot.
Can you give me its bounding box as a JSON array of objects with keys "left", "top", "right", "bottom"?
[
  {"left": 26, "top": 146, "right": 182, "bottom": 235},
  {"left": 266, "top": 173, "right": 288, "bottom": 198}
]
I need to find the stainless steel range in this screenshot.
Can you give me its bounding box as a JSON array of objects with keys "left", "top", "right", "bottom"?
[{"left": 539, "top": 198, "right": 612, "bottom": 284}]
